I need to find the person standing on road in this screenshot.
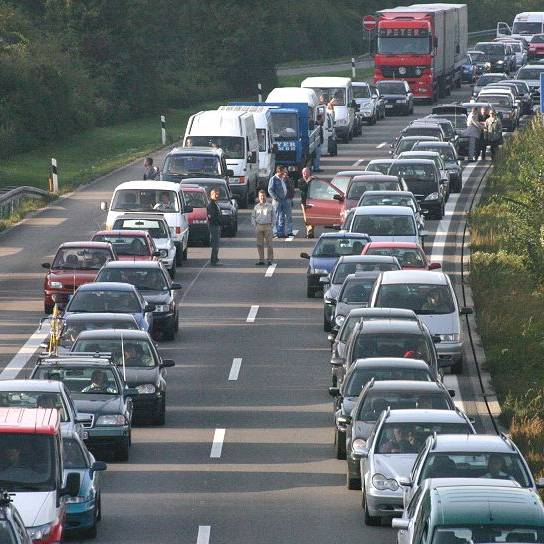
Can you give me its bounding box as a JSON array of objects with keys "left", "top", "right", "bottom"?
[
  {"left": 313, "top": 114, "right": 324, "bottom": 172},
  {"left": 207, "top": 188, "right": 223, "bottom": 266},
  {"left": 300, "top": 167, "right": 315, "bottom": 239},
  {"left": 466, "top": 107, "right": 483, "bottom": 162},
  {"left": 268, "top": 165, "right": 288, "bottom": 238},
  {"left": 284, "top": 171, "right": 295, "bottom": 237},
  {"left": 251, "top": 190, "right": 274, "bottom": 266},
  {"left": 485, "top": 110, "right": 503, "bottom": 162},
  {"left": 143, "top": 157, "right": 159, "bottom": 180}
]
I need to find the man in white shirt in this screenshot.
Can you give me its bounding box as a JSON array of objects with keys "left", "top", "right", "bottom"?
[{"left": 251, "top": 190, "right": 274, "bottom": 265}]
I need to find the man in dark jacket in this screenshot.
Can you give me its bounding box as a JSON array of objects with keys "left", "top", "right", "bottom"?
[
  {"left": 143, "top": 157, "right": 159, "bottom": 180},
  {"left": 207, "top": 188, "right": 223, "bottom": 266}
]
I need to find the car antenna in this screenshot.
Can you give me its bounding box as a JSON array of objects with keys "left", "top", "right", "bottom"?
[{"left": 120, "top": 331, "right": 127, "bottom": 382}]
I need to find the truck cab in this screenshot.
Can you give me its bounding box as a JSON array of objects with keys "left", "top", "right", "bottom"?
[{"left": 0, "top": 408, "right": 80, "bottom": 544}]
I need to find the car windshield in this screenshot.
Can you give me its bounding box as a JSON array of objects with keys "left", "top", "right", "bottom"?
[
  {"left": 62, "top": 438, "right": 87, "bottom": 470},
  {"left": 347, "top": 180, "right": 399, "bottom": 200},
  {"left": 97, "top": 267, "right": 168, "bottom": 292},
  {"left": 0, "top": 521, "right": 17, "bottom": 544},
  {"left": 352, "top": 215, "right": 416, "bottom": 237},
  {"left": 378, "top": 82, "right": 407, "bottom": 94},
  {"left": 72, "top": 339, "right": 157, "bottom": 368},
  {"left": 420, "top": 452, "right": 532, "bottom": 487},
  {"left": 431, "top": 526, "right": 544, "bottom": 544},
  {"left": 34, "top": 366, "right": 120, "bottom": 395},
  {"left": 360, "top": 194, "right": 417, "bottom": 212},
  {"left": 0, "top": 433, "right": 55, "bottom": 492},
  {"left": 313, "top": 237, "right": 368, "bottom": 257},
  {"left": 376, "top": 283, "right": 455, "bottom": 315},
  {"left": 509, "top": 43, "right": 522, "bottom": 52},
  {"left": 376, "top": 422, "right": 470, "bottom": 454},
  {"left": 517, "top": 68, "right": 544, "bottom": 80},
  {"left": 479, "top": 94, "right": 512, "bottom": 106},
  {"left": 182, "top": 190, "right": 208, "bottom": 208},
  {"left": 378, "top": 27, "right": 430, "bottom": 54},
  {"left": 339, "top": 278, "right": 376, "bottom": 304},
  {"left": 111, "top": 189, "right": 180, "bottom": 213},
  {"left": 353, "top": 86, "right": 371, "bottom": 98},
  {"left": 163, "top": 154, "right": 221, "bottom": 177},
  {"left": 309, "top": 87, "right": 346, "bottom": 106},
  {"left": 358, "top": 391, "right": 449, "bottom": 420},
  {"left": 344, "top": 367, "right": 431, "bottom": 396},
  {"left": 113, "top": 218, "right": 169, "bottom": 239},
  {"left": 404, "top": 127, "right": 441, "bottom": 138},
  {"left": 513, "top": 21, "right": 543, "bottom": 34},
  {"left": 59, "top": 317, "right": 138, "bottom": 348},
  {"left": 187, "top": 136, "right": 244, "bottom": 159},
  {"left": 469, "top": 51, "right": 486, "bottom": 62},
  {"left": 0, "top": 392, "right": 68, "bottom": 421},
  {"left": 366, "top": 162, "right": 393, "bottom": 174},
  {"left": 187, "top": 182, "right": 229, "bottom": 200},
  {"left": 476, "top": 75, "right": 506, "bottom": 86},
  {"left": 52, "top": 248, "right": 113, "bottom": 270},
  {"left": 476, "top": 43, "right": 505, "bottom": 55},
  {"left": 396, "top": 139, "right": 431, "bottom": 154},
  {"left": 333, "top": 261, "right": 398, "bottom": 284},
  {"left": 416, "top": 145, "right": 456, "bottom": 161},
  {"left": 271, "top": 112, "right": 299, "bottom": 140},
  {"left": 353, "top": 332, "right": 432, "bottom": 361},
  {"left": 93, "top": 235, "right": 150, "bottom": 257},
  {"left": 366, "top": 247, "right": 425, "bottom": 268},
  {"left": 389, "top": 163, "right": 436, "bottom": 183},
  {"left": 67, "top": 289, "right": 141, "bottom": 313}
]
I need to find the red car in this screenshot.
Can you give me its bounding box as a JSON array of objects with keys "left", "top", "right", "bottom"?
[
  {"left": 42, "top": 241, "right": 116, "bottom": 314},
  {"left": 91, "top": 230, "right": 159, "bottom": 261},
  {"left": 528, "top": 35, "right": 544, "bottom": 59},
  {"left": 361, "top": 242, "right": 441, "bottom": 270},
  {"left": 181, "top": 185, "right": 210, "bottom": 245}
]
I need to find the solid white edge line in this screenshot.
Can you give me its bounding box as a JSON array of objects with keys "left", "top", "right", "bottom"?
[
  {"left": 265, "top": 263, "right": 277, "bottom": 278},
  {"left": 210, "top": 429, "right": 225, "bottom": 458},
  {"left": 228, "top": 358, "right": 242, "bottom": 381},
  {"left": 286, "top": 229, "right": 299, "bottom": 241},
  {"left": 197, "top": 525, "right": 211, "bottom": 544},
  {"left": 0, "top": 324, "right": 50, "bottom": 380},
  {"left": 246, "top": 305, "right": 259, "bottom": 323}
]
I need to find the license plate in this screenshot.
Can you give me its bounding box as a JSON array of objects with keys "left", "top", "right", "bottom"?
[{"left": 386, "top": 104, "right": 394, "bottom": 109}]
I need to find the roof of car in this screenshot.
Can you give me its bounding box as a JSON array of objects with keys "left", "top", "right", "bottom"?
[
  {"left": 64, "top": 313, "right": 137, "bottom": 323},
  {"left": 353, "top": 205, "right": 415, "bottom": 216},
  {"left": 115, "top": 180, "right": 181, "bottom": 191},
  {"left": 169, "top": 146, "right": 223, "bottom": 156},
  {"left": 0, "top": 380, "right": 65, "bottom": 392},
  {"left": 352, "top": 357, "right": 431, "bottom": 370},
  {"left": 351, "top": 174, "right": 399, "bottom": 183},
  {"left": 352, "top": 81, "right": 371, "bottom": 87},
  {"left": 398, "top": 151, "right": 442, "bottom": 158},
  {"left": 343, "top": 271, "right": 381, "bottom": 283},
  {"left": 380, "top": 270, "right": 448, "bottom": 285},
  {"left": 75, "top": 329, "right": 150, "bottom": 340},
  {"left": 398, "top": 135, "right": 440, "bottom": 141},
  {"left": 383, "top": 409, "right": 467, "bottom": 423},
  {"left": 99, "top": 260, "right": 163, "bottom": 270},
  {"left": 0, "top": 408, "right": 60, "bottom": 435},
  {"left": 76, "top": 281, "right": 138, "bottom": 292},
  {"left": 367, "top": 159, "right": 394, "bottom": 164},
  {"left": 36, "top": 358, "right": 114, "bottom": 369},
  {"left": 361, "top": 190, "right": 415, "bottom": 198},
  {"left": 181, "top": 178, "right": 228, "bottom": 187},
  {"left": 346, "top": 307, "right": 417, "bottom": 319},
  {"left": 338, "top": 254, "right": 400, "bottom": 263},
  {"left": 359, "top": 318, "right": 424, "bottom": 334},
  {"left": 181, "top": 185, "right": 207, "bottom": 192},
  {"left": 365, "top": 241, "right": 420, "bottom": 248},
  {"left": 389, "top": 158, "right": 437, "bottom": 166},
  {"left": 93, "top": 230, "right": 149, "bottom": 238},
  {"left": 58, "top": 241, "right": 113, "bottom": 250},
  {"left": 414, "top": 141, "right": 455, "bottom": 149},
  {"left": 430, "top": 433, "right": 516, "bottom": 453},
  {"left": 316, "top": 231, "right": 371, "bottom": 240},
  {"left": 336, "top": 170, "right": 374, "bottom": 177},
  {"left": 367, "top": 380, "right": 445, "bottom": 392}
]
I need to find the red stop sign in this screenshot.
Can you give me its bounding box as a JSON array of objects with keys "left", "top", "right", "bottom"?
[{"left": 363, "top": 15, "right": 377, "bottom": 32}]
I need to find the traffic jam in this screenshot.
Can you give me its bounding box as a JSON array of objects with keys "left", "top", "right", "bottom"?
[{"left": 1, "top": 3, "right": 544, "bottom": 544}]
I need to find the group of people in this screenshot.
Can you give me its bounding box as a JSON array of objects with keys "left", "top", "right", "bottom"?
[{"left": 466, "top": 106, "right": 503, "bottom": 162}]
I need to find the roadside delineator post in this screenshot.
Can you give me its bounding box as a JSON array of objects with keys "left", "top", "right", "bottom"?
[
  {"left": 352, "top": 57, "right": 356, "bottom": 78},
  {"left": 51, "top": 158, "right": 58, "bottom": 193},
  {"left": 258, "top": 83, "right": 262, "bottom": 102},
  {"left": 161, "top": 115, "right": 166, "bottom": 145}
]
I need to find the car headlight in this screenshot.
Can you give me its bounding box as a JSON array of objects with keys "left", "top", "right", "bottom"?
[
  {"left": 324, "top": 298, "right": 334, "bottom": 305},
  {"left": 28, "top": 522, "right": 54, "bottom": 540},
  {"left": 372, "top": 473, "right": 399, "bottom": 491},
  {"left": 425, "top": 192, "right": 439, "bottom": 201},
  {"left": 136, "top": 383, "right": 156, "bottom": 394},
  {"left": 439, "top": 333, "right": 460, "bottom": 342},
  {"left": 221, "top": 209, "right": 232, "bottom": 215},
  {"left": 496, "top": 60, "right": 504, "bottom": 64},
  {"left": 159, "top": 249, "right": 168, "bottom": 258},
  {"left": 96, "top": 414, "right": 126, "bottom": 426},
  {"left": 154, "top": 304, "right": 171, "bottom": 312},
  {"left": 49, "top": 281, "right": 62, "bottom": 288},
  {"left": 352, "top": 438, "right": 366, "bottom": 451},
  {"left": 335, "top": 315, "right": 345, "bottom": 327},
  {"left": 311, "top": 268, "right": 328, "bottom": 275},
  {"left": 363, "top": 104, "right": 373, "bottom": 111}
]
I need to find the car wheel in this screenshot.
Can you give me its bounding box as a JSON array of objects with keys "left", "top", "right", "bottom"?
[
  {"left": 154, "top": 396, "right": 166, "bottom": 426},
  {"left": 175, "top": 247, "right": 183, "bottom": 266},
  {"left": 363, "top": 490, "right": 380, "bottom": 526},
  {"left": 324, "top": 314, "right": 331, "bottom": 332},
  {"left": 86, "top": 522, "right": 98, "bottom": 539},
  {"left": 335, "top": 430, "right": 346, "bottom": 460},
  {"left": 451, "top": 358, "right": 463, "bottom": 375},
  {"left": 96, "top": 492, "right": 102, "bottom": 521},
  {"left": 115, "top": 438, "right": 130, "bottom": 461}
]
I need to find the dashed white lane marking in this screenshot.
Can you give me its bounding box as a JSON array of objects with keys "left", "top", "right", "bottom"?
[
  {"left": 197, "top": 525, "right": 211, "bottom": 544},
  {"left": 0, "top": 325, "right": 49, "bottom": 379},
  {"left": 210, "top": 429, "right": 225, "bottom": 458},
  {"left": 246, "top": 305, "right": 259, "bottom": 323},
  {"left": 265, "top": 264, "right": 277, "bottom": 278},
  {"left": 286, "top": 229, "right": 299, "bottom": 241},
  {"left": 376, "top": 142, "right": 388, "bottom": 149},
  {"left": 228, "top": 358, "right": 242, "bottom": 381}
]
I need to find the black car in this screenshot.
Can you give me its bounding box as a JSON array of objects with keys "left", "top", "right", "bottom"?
[
  {"left": 474, "top": 42, "right": 510, "bottom": 73},
  {"left": 472, "top": 72, "right": 507, "bottom": 97},
  {"left": 71, "top": 329, "right": 175, "bottom": 425},
  {"left": 95, "top": 261, "right": 181, "bottom": 340},
  {"left": 413, "top": 141, "right": 463, "bottom": 193},
  {"left": 398, "top": 123, "right": 445, "bottom": 142},
  {"left": 500, "top": 79, "right": 534, "bottom": 115},
  {"left": 181, "top": 178, "right": 238, "bottom": 236},
  {"left": 391, "top": 135, "right": 440, "bottom": 158},
  {"left": 388, "top": 159, "right": 446, "bottom": 219},
  {"left": 300, "top": 232, "right": 371, "bottom": 298},
  {"left": 31, "top": 354, "right": 134, "bottom": 460},
  {"left": 376, "top": 80, "right": 414, "bottom": 115}
]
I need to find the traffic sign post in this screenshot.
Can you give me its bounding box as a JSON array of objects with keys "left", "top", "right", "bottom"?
[{"left": 362, "top": 15, "right": 377, "bottom": 56}]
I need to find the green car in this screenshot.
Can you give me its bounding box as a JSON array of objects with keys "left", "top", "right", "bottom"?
[
  {"left": 394, "top": 478, "right": 544, "bottom": 544},
  {"left": 31, "top": 354, "right": 134, "bottom": 461}
]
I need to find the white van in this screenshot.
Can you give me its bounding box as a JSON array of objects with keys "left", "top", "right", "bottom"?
[
  {"left": 183, "top": 110, "right": 258, "bottom": 207},
  {"left": 101, "top": 180, "right": 190, "bottom": 265},
  {"left": 497, "top": 12, "right": 544, "bottom": 43},
  {"left": 301, "top": 77, "right": 355, "bottom": 142},
  {"left": 219, "top": 105, "right": 275, "bottom": 190}
]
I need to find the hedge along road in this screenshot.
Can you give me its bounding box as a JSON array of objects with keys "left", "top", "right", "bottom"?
[{"left": 0, "top": 84, "right": 501, "bottom": 543}]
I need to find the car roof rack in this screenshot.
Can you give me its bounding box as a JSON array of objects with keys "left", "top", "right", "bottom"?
[
  {"left": 37, "top": 352, "right": 114, "bottom": 364},
  {"left": 430, "top": 431, "right": 438, "bottom": 450}
]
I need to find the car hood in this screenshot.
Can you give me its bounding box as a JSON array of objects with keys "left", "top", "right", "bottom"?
[
  {"left": 72, "top": 394, "right": 124, "bottom": 415},
  {"left": 352, "top": 420, "right": 376, "bottom": 441},
  {"left": 48, "top": 269, "right": 98, "bottom": 285},
  {"left": 140, "top": 291, "right": 171, "bottom": 304},
  {"left": 374, "top": 453, "right": 418, "bottom": 480},
  {"left": 416, "top": 312, "right": 458, "bottom": 335},
  {"left": 309, "top": 256, "right": 339, "bottom": 273},
  {"left": 10, "top": 491, "right": 56, "bottom": 527},
  {"left": 324, "top": 284, "right": 342, "bottom": 301},
  {"left": 123, "top": 367, "right": 160, "bottom": 386},
  {"left": 355, "top": 98, "right": 373, "bottom": 106}
]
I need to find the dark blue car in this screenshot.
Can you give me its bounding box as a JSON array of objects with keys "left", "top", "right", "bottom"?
[{"left": 300, "top": 232, "right": 371, "bottom": 298}]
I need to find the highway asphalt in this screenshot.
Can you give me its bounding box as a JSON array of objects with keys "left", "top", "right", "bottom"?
[{"left": 0, "top": 84, "right": 500, "bottom": 543}]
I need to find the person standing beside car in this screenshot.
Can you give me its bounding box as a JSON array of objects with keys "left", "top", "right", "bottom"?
[
  {"left": 251, "top": 190, "right": 274, "bottom": 266},
  {"left": 143, "top": 157, "right": 159, "bottom": 180},
  {"left": 300, "top": 167, "right": 316, "bottom": 239},
  {"left": 313, "top": 114, "right": 324, "bottom": 172},
  {"left": 485, "top": 110, "right": 503, "bottom": 162},
  {"left": 466, "top": 107, "right": 483, "bottom": 162},
  {"left": 268, "top": 165, "right": 288, "bottom": 238},
  {"left": 207, "top": 188, "right": 223, "bottom": 266}
]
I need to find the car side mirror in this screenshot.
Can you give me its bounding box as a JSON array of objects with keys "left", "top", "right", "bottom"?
[
  {"left": 145, "top": 303, "right": 156, "bottom": 312},
  {"left": 63, "top": 472, "right": 81, "bottom": 497},
  {"left": 327, "top": 332, "right": 337, "bottom": 343},
  {"left": 41, "top": 262, "right": 51, "bottom": 269},
  {"left": 161, "top": 359, "right": 175, "bottom": 368},
  {"left": 300, "top": 252, "right": 310, "bottom": 260},
  {"left": 459, "top": 307, "right": 473, "bottom": 315},
  {"left": 337, "top": 414, "right": 351, "bottom": 427},
  {"left": 152, "top": 251, "right": 162, "bottom": 258},
  {"left": 448, "top": 389, "right": 456, "bottom": 398},
  {"left": 91, "top": 461, "right": 107, "bottom": 473},
  {"left": 226, "top": 169, "right": 235, "bottom": 177},
  {"left": 398, "top": 477, "right": 412, "bottom": 487},
  {"left": 331, "top": 356, "right": 345, "bottom": 367},
  {"left": 319, "top": 276, "right": 330, "bottom": 284},
  {"left": 100, "top": 201, "right": 109, "bottom": 212},
  {"left": 332, "top": 194, "right": 344, "bottom": 201},
  {"left": 171, "top": 282, "right": 182, "bottom": 290},
  {"left": 429, "top": 262, "right": 441, "bottom": 270},
  {"left": 328, "top": 386, "right": 340, "bottom": 397},
  {"left": 392, "top": 519, "right": 410, "bottom": 530}
]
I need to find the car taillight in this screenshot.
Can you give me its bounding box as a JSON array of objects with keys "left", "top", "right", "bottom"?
[
  {"left": 175, "top": 227, "right": 181, "bottom": 234},
  {"left": 239, "top": 176, "right": 246, "bottom": 184}
]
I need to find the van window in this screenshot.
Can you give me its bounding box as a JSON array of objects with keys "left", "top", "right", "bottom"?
[
  {"left": 308, "top": 87, "right": 346, "bottom": 106},
  {"left": 163, "top": 154, "right": 221, "bottom": 177},
  {"left": 256, "top": 129, "right": 267, "bottom": 152},
  {"left": 513, "top": 21, "right": 543, "bottom": 34},
  {"left": 187, "top": 136, "right": 244, "bottom": 159},
  {"left": 111, "top": 189, "right": 180, "bottom": 213}
]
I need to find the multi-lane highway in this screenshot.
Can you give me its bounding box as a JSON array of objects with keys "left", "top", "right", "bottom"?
[{"left": 0, "top": 84, "right": 500, "bottom": 543}]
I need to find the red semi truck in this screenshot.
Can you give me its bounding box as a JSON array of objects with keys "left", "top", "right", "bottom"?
[{"left": 374, "top": 3, "right": 468, "bottom": 101}]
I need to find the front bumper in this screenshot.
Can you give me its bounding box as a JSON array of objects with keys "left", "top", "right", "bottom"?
[
  {"left": 65, "top": 502, "right": 96, "bottom": 532},
  {"left": 153, "top": 311, "right": 176, "bottom": 331},
  {"left": 85, "top": 425, "right": 130, "bottom": 450},
  {"left": 189, "top": 223, "right": 210, "bottom": 242},
  {"left": 132, "top": 391, "right": 163, "bottom": 416},
  {"left": 419, "top": 199, "right": 442, "bottom": 214},
  {"left": 365, "top": 485, "right": 404, "bottom": 517},
  {"left": 436, "top": 341, "right": 463, "bottom": 364}
]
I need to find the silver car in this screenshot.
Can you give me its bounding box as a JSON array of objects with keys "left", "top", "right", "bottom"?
[
  {"left": 366, "top": 159, "right": 395, "bottom": 175},
  {"left": 357, "top": 408, "right": 474, "bottom": 526},
  {"left": 370, "top": 270, "right": 473, "bottom": 374},
  {"left": 358, "top": 191, "right": 425, "bottom": 231}
]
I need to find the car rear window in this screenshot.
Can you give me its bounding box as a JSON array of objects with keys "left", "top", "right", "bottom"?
[
  {"left": 347, "top": 180, "right": 400, "bottom": 200},
  {"left": 357, "top": 391, "right": 449, "bottom": 420},
  {"left": 313, "top": 237, "right": 368, "bottom": 257},
  {"left": 351, "top": 214, "right": 416, "bottom": 237}
]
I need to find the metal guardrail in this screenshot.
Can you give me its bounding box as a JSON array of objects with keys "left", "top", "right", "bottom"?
[
  {"left": 0, "top": 186, "right": 49, "bottom": 220},
  {"left": 468, "top": 29, "right": 496, "bottom": 39}
]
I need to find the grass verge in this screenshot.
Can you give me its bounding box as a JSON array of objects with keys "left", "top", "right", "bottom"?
[
  {"left": 0, "top": 198, "right": 51, "bottom": 232},
  {"left": 470, "top": 114, "right": 544, "bottom": 479},
  {"left": 277, "top": 68, "right": 373, "bottom": 88}
]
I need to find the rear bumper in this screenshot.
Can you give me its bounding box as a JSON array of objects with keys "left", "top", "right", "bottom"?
[
  {"left": 65, "top": 503, "right": 96, "bottom": 531},
  {"left": 85, "top": 426, "right": 129, "bottom": 449},
  {"left": 436, "top": 341, "right": 463, "bottom": 363},
  {"left": 189, "top": 223, "right": 210, "bottom": 242},
  {"left": 132, "top": 392, "right": 163, "bottom": 416}
]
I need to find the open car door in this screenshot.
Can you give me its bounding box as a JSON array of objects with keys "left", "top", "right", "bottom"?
[{"left": 304, "top": 179, "right": 344, "bottom": 227}]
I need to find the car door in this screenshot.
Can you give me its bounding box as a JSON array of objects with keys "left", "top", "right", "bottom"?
[{"left": 304, "top": 178, "right": 345, "bottom": 226}]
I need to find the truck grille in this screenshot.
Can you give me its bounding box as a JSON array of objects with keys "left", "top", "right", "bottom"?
[
  {"left": 276, "top": 150, "right": 297, "bottom": 162},
  {"left": 379, "top": 66, "right": 422, "bottom": 78}
]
